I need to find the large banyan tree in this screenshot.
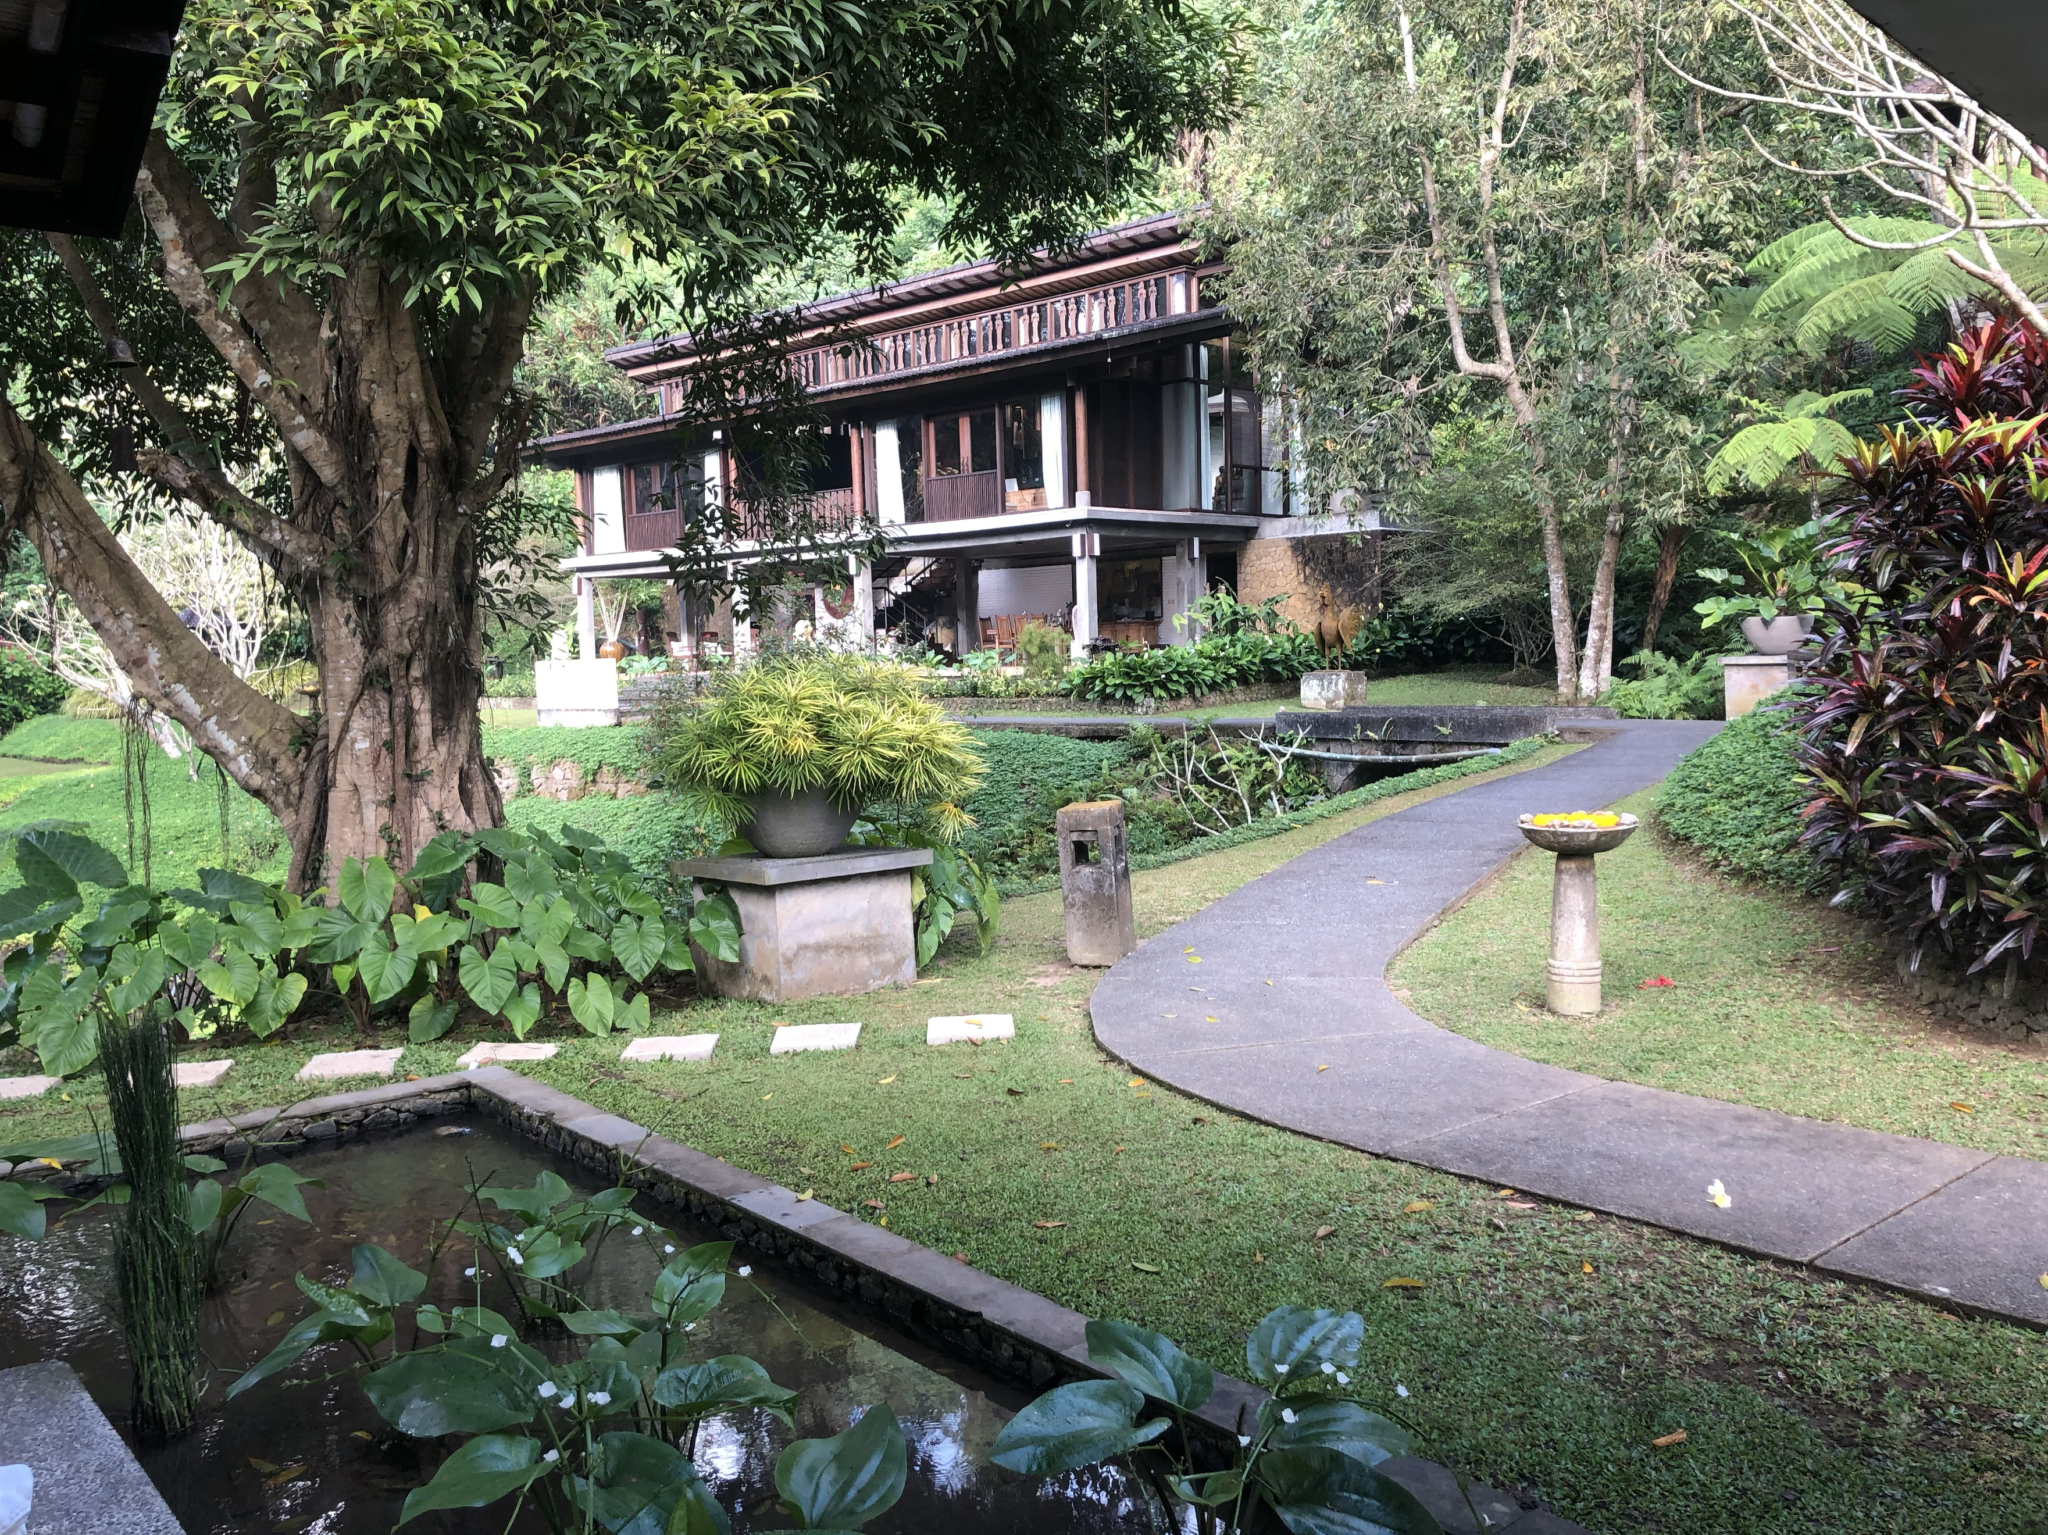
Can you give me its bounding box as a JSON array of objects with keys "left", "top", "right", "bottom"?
[{"left": 0, "top": 0, "right": 1240, "bottom": 888}]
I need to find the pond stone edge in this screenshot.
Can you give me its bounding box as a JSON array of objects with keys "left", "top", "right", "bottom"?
[{"left": 165, "top": 1066, "right": 1585, "bottom": 1535}]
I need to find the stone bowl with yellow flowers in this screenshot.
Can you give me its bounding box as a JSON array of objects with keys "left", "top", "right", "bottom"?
[{"left": 1517, "top": 810, "right": 1638, "bottom": 856}]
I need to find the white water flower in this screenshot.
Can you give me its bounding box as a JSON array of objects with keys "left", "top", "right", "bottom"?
[
  {"left": 538, "top": 1382, "right": 557, "bottom": 1399},
  {"left": 588, "top": 1392, "right": 611, "bottom": 1407},
  {"left": 738, "top": 1265, "right": 753, "bottom": 1278},
  {"left": 1237, "top": 1436, "right": 1251, "bottom": 1448},
  {"left": 632, "top": 1226, "right": 644, "bottom": 1237},
  {"left": 1336, "top": 1372, "right": 1350, "bottom": 1386},
  {"left": 542, "top": 1449, "right": 559, "bottom": 1464},
  {"left": 1321, "top": 1362, "right": 1336, "bottom": 1375},
  {"left": 506, "top": 1246, "right": 524, "bottom": 1266},
  {"left": 1395, "top": 1384, "right": 1409, "bottom": 1399},
  {"left": 560, "top": 1392, "right": 576, "bottom": 1409},
  {"left": 1280, "top": 1409, "right": 1297, "bottom": 1425},
  {"left": 684, "top": 1323, "right": 696, "bottom": 1333},
  {"left": 490, "top": 1335, "right": 507, "bottom": 1349},
  {"left": 1273, "top": 1364, "right": 1287, "bottom": 1376},
  {"left": 464, "top": 1266, "right": 477, "bottom": 1278},
  {"left": 663, "top": 1244, "right": 675, "bottom": 1255}
]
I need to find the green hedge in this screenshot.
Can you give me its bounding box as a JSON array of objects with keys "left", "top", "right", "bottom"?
[
  {"left": 505, "top": 792, "right": 720, "bottom": 878},
  {"left": 0, "top": 652, "right": 70, "bottom": 736},
  {"left": 957, "top": 730, "right": 1136, "bottom": 875},
  {"left": 481, "top": 724, "right": 653, "bottom": 793},
  {"left": 1656, "top": 697, "right": 1828, "bottom": 892}
]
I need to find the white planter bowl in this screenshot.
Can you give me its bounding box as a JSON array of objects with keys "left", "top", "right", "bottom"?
[{"left": 1740, "top": 614, "right": 1813, "bottom": 655}]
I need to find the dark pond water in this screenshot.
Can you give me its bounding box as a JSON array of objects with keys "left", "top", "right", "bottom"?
[{"left": 0, "top": 1117, "right": 1148, "bottom": 1534}]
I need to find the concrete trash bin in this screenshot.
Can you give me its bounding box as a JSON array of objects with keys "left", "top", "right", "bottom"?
[{"left": 1057, "top": 800, "right": 1135, "bottom": 966}]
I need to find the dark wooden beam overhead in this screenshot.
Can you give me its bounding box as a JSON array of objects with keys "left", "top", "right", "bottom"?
[
  {"left": 1841, "top": 1, "right": 2048, "bottom": 146},
  {"left": 0, "top": 0, "right": 185, "bottom": 237}
]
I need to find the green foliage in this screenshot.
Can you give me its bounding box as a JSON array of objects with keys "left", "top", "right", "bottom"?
[
  {"left": 1012, "top": 621, "right": 1071, "bottom": 684},
  {"left": 1599, "top": 652, "right": 1724, "bottom": 721},
  {"left": 1657, "top": 701, "right": 1826, "bottom": 893},
  {"left": 0, "top": 648, "right": 69, "bottom": 736},
  {"left": 851, "top": 814, "right": 999, "bottom": 964},
  {"left": 232, "top": 1170, "right": 906, "bottom": 1532},
  {"left": 1693, "top": 519, "right": 1855, "bottom": 629},
  {"left": 1062, "top": 632, "right": 1319, "bottom": 703},
  {"left": 503, "top": 794, "right": 722, "bottom": 881},
  {"left": 0, "top": 821, "right": 740, "bottom": 1075},
  {"left": 993, "top": 1307, "right": 1435, "bottom": 1532},
  {"left": 651, "top": 652, "right": 983, "bottom": 838},
  {"left": 955, "top": 731, "right": 1135, "bottom": 876},
  {"left": 1703, "top": 391, "right": 1872, "bottom": 495}
]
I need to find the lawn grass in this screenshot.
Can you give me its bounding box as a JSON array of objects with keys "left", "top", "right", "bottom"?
[
  {"left": 4, "top": 748, "right": 2045, "bottom": 1534},
  {"left": 1392, "top": 789, "right": 2048, "bottom": 1162}
]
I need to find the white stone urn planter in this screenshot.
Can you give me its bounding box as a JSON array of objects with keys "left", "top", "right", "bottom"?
[
  {"left": 1739, "top": 614, "right": 1813, "bottom": 655},
  {"left": 743, "top": 787, "right": 858, "bottom": 858},
  {"left": 1518, "top": 812, "right": 1639, "bottom": 1015}
]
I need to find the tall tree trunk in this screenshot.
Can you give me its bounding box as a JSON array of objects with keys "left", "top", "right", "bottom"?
[{"left": 1640, "top": 522, "right": 1688, "bottom": 654}]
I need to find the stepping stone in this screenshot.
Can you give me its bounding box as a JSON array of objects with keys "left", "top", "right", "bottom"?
[
  {"left": 926, "top": 1014, "right": 1015, "bottom": 1045},
  {"left": 296, "top": 1048, "right": 404, "bottom": 1082},
  {"left": 0, "top": 1076, "right": 59, "bottom": 1101},
  {"left": 620, "top": 1034, "right": 718, "bottom": 1063},
  {"left": 457, "top": 1042, "right": 559, "bottom": 1070},
  {"left": 173, "top": 1059, "right": 233, "bottom": 1090},
  {"left": 770, "top": 1022, "right": 861, "bottom": 1056}
]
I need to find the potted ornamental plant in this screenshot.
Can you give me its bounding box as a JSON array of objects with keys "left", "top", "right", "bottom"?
[
  {"left": 1692, "top": 519, "right": 1851, "bottom": 654},
  {"left": 651, "top": 650, "right": 984, "bottom": 856}
]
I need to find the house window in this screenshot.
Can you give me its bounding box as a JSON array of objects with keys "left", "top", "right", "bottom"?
[
  {"left": 1003, "top": 400, "right": 1045, "bottom": 509},
  {"left": 628, "top": 458, "right": 705, "bottom": 519},
  {"left": 931, "top": 409, "right": 997, "bottom": 476}
]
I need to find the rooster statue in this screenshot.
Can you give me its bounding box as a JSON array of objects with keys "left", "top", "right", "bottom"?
[{"left": 1310, "top": 583, "right": 1365, "bottom": 664}]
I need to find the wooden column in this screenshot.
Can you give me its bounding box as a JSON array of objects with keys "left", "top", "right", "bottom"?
[
  {"left": 850, "top": 423, "right": 868, "bottom": 517},
  {"left": 1072, "top": 387, "right": 1091, "bottom": 507}
]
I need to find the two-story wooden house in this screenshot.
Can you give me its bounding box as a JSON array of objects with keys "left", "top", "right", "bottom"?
[{"left": 537, "top": 211, "right": 1382, "bottom": 661}]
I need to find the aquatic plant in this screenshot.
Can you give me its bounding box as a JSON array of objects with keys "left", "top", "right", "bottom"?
[
  {"left": 98, "top": 1005, "right": 203, "bottom": 1437},
  {"left": 236, "top": 1167, "right": 908, "bottom": 1532},
  {"left": 994, "top": 1308, "right": 1439, "bottom": 1533}
]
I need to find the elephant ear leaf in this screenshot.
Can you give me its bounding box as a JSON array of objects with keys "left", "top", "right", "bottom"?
[
  {"left": 1255, "top": 1445, "right": 1441, "bottom": 1535},
  {"left": 988, "top": 1380, "right": 1169, "bottom": 1475},
  {"left": 398, "top": 1433, "right": 548, "bottom": 1525},
  {"left": 1085, "top": 1319, "right": 1214, "bottom": 1411},
  {"left": 16, "top": 826, "right": 125, "bottom": 893},
  {"left": 1245, "top": 1306, "right": 1363, "bottom": 1389},
  {"left": 774, "top": 1403, "right": 907, "bottom": 1531}
]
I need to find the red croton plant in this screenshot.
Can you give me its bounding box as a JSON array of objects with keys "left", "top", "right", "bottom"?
[{"left": 1801, "top": 313, "right": 2048, "bottom": 983}]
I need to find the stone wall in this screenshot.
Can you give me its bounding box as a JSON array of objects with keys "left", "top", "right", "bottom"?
[
  {"left": 1236, "top": 532, "right": 1382, "bottom": 631},
  {"left": 1895, "top": 951, "right": 2048, "bottom": 1043}
]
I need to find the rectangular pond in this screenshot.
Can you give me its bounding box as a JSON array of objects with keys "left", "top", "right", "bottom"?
[{"left": 0, "top": 1115, "right": 1146, "bottom": 1534}]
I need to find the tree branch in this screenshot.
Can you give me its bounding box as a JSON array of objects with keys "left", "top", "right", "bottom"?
[
  {"left": 135, "top": 142, "right": 350, "bottom": 495},
  {"left": 0, "top": 401, "right": 305, "bottom": 807},
  {"left": 43, "top": 233, "right": 335, "bottom": 574}
]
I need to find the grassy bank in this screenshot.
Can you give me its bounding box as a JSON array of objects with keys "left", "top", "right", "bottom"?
[
  {"left": 1392, "top": 788, "right": 2048, "bottom": 1161},
  {"left": 4, "top": 751, "right": 2044, "bottom": 1535}
]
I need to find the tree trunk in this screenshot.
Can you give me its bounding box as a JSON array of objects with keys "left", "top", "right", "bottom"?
[{"left": 1640, "top": 522, "right": 1688, "bottom": 655}]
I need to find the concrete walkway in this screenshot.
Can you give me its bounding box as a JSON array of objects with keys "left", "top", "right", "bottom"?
[{"left": 1092, "top": 721, "right": 2048, "bottom": 1329}]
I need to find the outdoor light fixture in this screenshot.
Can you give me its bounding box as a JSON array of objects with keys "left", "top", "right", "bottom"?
[{"left": 0, "top": 0, "right": 187, "bottom": 236}]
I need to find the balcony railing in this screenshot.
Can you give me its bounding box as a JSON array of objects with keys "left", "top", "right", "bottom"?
[
  {"left": 921, "top": 471, "right": 1000, "bottom": 523},
  {"left": 784, "top": 272, "right": 1182, "bottom": 393},
  {"left": 604, "top": 487, "right": 860, "bottom": 554}
]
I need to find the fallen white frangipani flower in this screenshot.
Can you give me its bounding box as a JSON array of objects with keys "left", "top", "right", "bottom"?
[{"left": 1707, "top": 1179, "right": 1731, "bottom": 1209}]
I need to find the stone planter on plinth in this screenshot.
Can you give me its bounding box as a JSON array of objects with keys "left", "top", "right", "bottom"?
[
  {"left": 673, "top": 846, "right": 933, "bottom": 1003},
  {"left": 1517, "top": 813, "right": 1638, "bottom": 1015},
  {"left": 1719, "top": 653, "right": 1793, "bottom": 718}
]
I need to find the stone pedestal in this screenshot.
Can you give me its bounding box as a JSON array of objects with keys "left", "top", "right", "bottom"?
[
  {"left": 1057, "top": 800, "right": 1134, "bottom": 966},
  {"left": 1298, "top": 670, "right": 1371, "bottom": 710},
  {"left": 536, "top": 658, "right": 619, "bottom": 727},
  {"left": 1720, "top": 652, "right": 1793, "bottom": 719},
  {"left": 673, "top": 846, "right": 932, "bottom": 1002},
  {"left": 1546, "top": 854, "right": 1603, "bottom": 1015}
]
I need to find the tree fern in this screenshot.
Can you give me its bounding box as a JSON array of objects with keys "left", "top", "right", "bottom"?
[
  {"left": 1794, "top": 273, "right": 1919, "bottom": 354},
  {"left": 1703, "top": 391, "right": 1870, "bottom": 494}
]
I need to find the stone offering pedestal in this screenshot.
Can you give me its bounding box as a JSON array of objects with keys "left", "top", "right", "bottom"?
[
  {"left": 673, "top": 846, "right": 932, "bottom": 1002},
  {"left": 1057, "top": 800, "right": 1135, "bottom": 966},
  {"left": 1517, "top": 814, "right": 1638, "bottom": 1016},
  {"left": 1298, "top": 670, "right": 1371, "bottom": 711},
  {"left": 1719, "top": 652, "right": 1793, "bottom": 718},
  {"left": 536, "top": 658, "right": 619, "bottom": 727}
]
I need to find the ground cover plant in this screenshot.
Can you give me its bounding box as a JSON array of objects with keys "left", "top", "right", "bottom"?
[
  {"left": 1658, "top": 699, "right": 1827, "bottom": 892},
  {"left": 1394, "top": 788, "right": 2048, "bottom": 1159},
  {"left": 5, "top": 753, "right": 2043, "bottom": 1535}
]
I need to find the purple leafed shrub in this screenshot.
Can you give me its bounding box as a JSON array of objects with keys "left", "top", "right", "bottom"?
[{"left": 1800, "top": 314, "right": 2048, "bottom": 981}]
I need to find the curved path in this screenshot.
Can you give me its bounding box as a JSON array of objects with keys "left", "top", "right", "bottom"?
[{"left": 1093, "top": 721, "right": 2048, "bottom": 1328}]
